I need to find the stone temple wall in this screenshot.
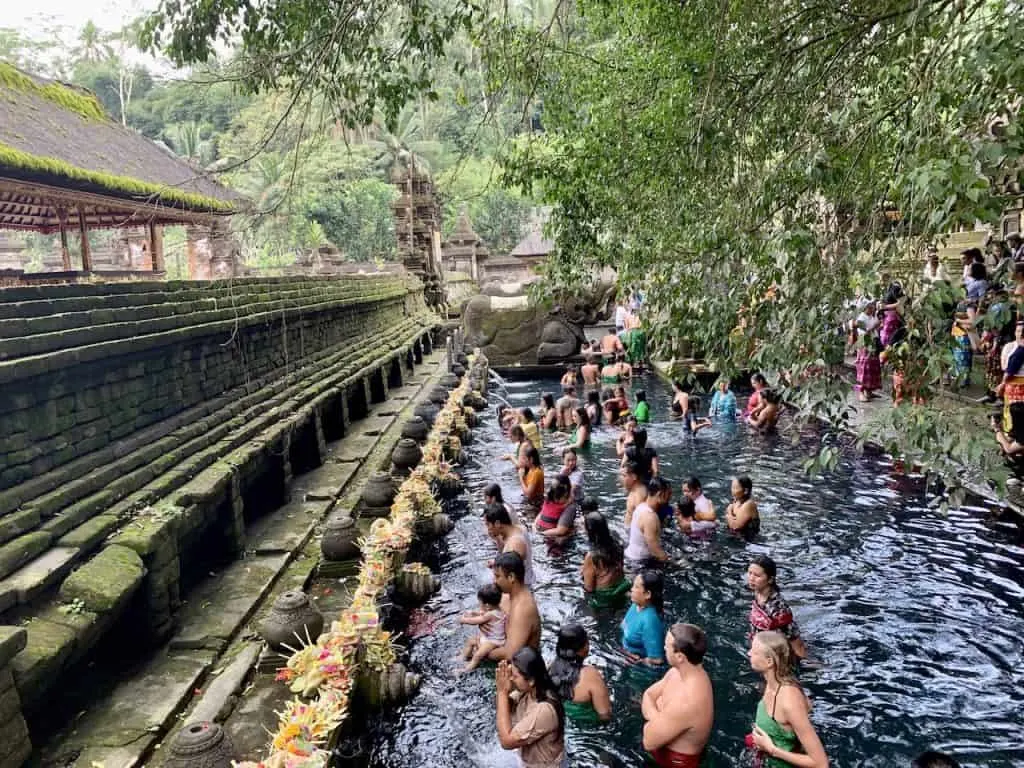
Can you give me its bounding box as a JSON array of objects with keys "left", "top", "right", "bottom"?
[{"left": 0, "top": 274, "right": 439, "bottom": 764}]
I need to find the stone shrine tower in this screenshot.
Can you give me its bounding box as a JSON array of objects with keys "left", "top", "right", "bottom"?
[
  {"left": 392, "top": 162, "right": 445, "bottom": 308},
  {"left": 442, "top": 207, "right": 489, "bottom": 282}
]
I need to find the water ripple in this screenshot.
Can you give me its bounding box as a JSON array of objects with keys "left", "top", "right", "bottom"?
[{"left": 370, "top": 375, "right": 1024, "bottom": 768}]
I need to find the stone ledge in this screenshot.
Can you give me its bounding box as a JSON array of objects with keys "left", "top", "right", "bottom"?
[
  {"left": 0, "top": 626, "right": 26, "bottom": 667},
  {"left": 60, "top": 544, "right": 145, "bottom": 614}
]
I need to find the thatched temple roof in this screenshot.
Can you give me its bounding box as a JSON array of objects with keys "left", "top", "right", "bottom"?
[{"left": 0, "top": 63, "right": 241, "bottom": 233}]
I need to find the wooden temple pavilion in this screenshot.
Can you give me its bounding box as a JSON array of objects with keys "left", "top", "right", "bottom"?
[{"left": 0, "top": 63, "right": 241, "bottom": 282}]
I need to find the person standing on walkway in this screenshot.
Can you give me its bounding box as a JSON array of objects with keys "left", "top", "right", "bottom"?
[
  {"left": 748, "top": 631, "right": 828, "bottom": 768},
  {"left": 852, "top": 302, "right": 881, "bottom": 402},
  {"left": 641, "top": 623, "right": 715, "bottom": 768}
]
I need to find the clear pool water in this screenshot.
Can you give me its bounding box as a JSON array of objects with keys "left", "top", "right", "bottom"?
[{"left": 369, "top": 374, "right": 1024, "bottom": 768}]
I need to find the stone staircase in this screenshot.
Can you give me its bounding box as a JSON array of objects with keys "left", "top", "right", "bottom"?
[{"left": 0, "top": 275, "right": 441, "bottom": 764}]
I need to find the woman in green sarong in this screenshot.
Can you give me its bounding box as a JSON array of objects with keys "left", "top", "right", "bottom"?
[
  {"left": 748, "top": 631, "right": 828, "bottom": 767},
  {"left": 548, "top": 622, "right": 612, "bottom": 724},
  {"left": 582, "top": 510, "right": 630, "bottom": 610}
]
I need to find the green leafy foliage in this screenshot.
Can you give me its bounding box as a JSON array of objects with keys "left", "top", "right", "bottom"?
[{"left": 487, "top": 0, "right": 1024, "bottom": 487}]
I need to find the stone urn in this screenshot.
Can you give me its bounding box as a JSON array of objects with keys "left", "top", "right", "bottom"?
[
  {"left": 428, "top": 386, "right": 449, "bottom": 406},
  {"left": 456, "top": 351, "right": 469, "bottom": 367},
  {"left": 394, "top": 566, "right": 440, "bottom": 605},
  {"left": 391, "top": 438, "right": 423, "bottom": 476},
  {"left": 401, "top": 416, "right": 430, "bottom": 443},
  {"left": 321, "top": 514, "right": 359, "bottom": 560},
  {"left": 164, "top": 722, "right": 235, "bottom": 768},
  {"left": 452, "top": 363, "right": 466, "bottom": 378},
  {"left": 359, "top": 662, "right": 422, "bottom": 709},
  {"left": 439, "top": 373, "right": 459, "bottom": 389},
  {"left": 361, "top": 471, "right": 398, "bottom": 514},
  {"left": 259, "top": 590, "right": 324, "bottom": 650},
  {"left": 415, "top": 512, "right": 453, "bottom": 537},
  {"left": 413, "top": 401, "right": 438, "bottom": 426}
]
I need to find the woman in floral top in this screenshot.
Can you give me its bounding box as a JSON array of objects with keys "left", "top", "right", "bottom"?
[{"left": 747, "top": 555, "right": 807, "bottom": 660}]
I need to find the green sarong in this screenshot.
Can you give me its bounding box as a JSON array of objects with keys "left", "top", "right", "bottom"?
[
  {"left": 563, "top": 699, "right": 603, "bottom": 725},
  {"left": 625, "top": 328, "right": 647, "bottom": 365},
  {"left": 588, "top": 577, "right": 631, "bottom": 610}
]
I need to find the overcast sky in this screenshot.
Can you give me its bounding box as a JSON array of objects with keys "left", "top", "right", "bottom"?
[{"left": 4, "top": 0, "right": 153, "bottom": 39}]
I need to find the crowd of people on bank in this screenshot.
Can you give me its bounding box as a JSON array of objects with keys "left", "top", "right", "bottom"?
[
  {"left": 455, "top": 352, "right": 961, "bottom": 767},
  {"left": 851, "top": 239, "right": 1024, "bottom": 476}
]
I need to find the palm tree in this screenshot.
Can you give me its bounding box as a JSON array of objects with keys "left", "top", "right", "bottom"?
[
  {"left": 74, "top": 21, "right": 112, "bottom": 64},
  {"left": 366, "top": 106, "right": 444, "bottom": 178}
]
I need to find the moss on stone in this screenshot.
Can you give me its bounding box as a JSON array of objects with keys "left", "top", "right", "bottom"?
[
  {"left": 0, "top": 531, "right": 51, "bottom": 580},
  {"left": 59, "top": 544, "right": 144, "bottom": 614}
]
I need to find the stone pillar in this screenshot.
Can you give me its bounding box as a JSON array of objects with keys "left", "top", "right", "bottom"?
[
  {"left": 0, "top": 627, "right": 31, "bottom": 768},
  {"left": 186, "top": 225, "right": 213, "bottom": 280},
  {"left": 149, "top": 223, "right": 165, "bottom": 272}
]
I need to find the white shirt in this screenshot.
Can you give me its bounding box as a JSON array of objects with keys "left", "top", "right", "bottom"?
[
  {"left": 922, "top": 261, "right": 949, "bottom": 283},
  {"left": 693, "top": 493, "right": 712, "bottom": 518},
  {"left": 566, "top": 468, "right": 584, "bottom": 500},
  {"left": 614, "top": 305, "right": 627, "bottom": 329}
]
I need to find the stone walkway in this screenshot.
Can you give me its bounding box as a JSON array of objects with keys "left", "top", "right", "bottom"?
[{"left": 39, "top": 349, "right": 449, "bottom": 768}]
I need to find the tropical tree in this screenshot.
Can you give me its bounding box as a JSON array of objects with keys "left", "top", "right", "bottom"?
[
  {"left": 489, "top": 0, "right": 1024, "bottom": 485},
  {"left": 74, "top": 21, "right": 112, "bottom": 63}
]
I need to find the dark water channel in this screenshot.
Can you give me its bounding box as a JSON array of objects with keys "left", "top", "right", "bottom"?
[{"left": 369, "top": 374, "right": 1024, "bottom": 768}]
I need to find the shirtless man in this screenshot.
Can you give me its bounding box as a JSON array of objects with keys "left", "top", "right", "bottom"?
[
  {"left": 484, "top": 503, "right": 535, "bottom": 587},
  {"left": 489, "top": 552, "right": 542, "bottom": 661},
  {"left": 621, "top": 461, "right": 648, "bottom": 524},
  {"left": 600, "top": 330, "right": 625, "bottom": 358},
  {"left": 642, "top": 624, "right": 715, "bottom": 768},
  {"left": 581, "top": 355, "right": 601, "bottom": 386}
]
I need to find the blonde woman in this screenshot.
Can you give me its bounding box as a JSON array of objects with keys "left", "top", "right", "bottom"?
[{"left": 748, "top": 631, "right": 828, "bottom": 768}]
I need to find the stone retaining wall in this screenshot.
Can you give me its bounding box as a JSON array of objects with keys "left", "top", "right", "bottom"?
[{"left": 0, "top": 274, "right": 442, "bottom": 759}]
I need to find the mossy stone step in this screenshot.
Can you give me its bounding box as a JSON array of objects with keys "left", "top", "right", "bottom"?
[
  {"left": 0, "top": 531, "right": 51, "bottom": 580},
  {"left": 0, "top": 546, "right": 79, "bottom": 605},
  {"left": 10, "top": 617, "right": 77, "bottom": 708},
  {"left": 59, "top": 544, "right": 145, "bottom": 615},
  {"left": 0, "top": 626, "right": 26, "bottom": 667}
]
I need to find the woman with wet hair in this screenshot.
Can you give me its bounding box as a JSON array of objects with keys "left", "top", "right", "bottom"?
[
  {"left": 548, "top": 622, "right": 612, "bottom": 723},
  {"left": 725, "top": 475, "right": 760, "bottom": 536},
  {"left": 582, "top": 511, "right": 630, "bottom": 609},
  {"left": 747, "top": 555, "right": 807, "bottom": 659},
  {"left": 621, "top": 570, "right": 667, "bottom": 665},
  {"left": 495, "top": 647, "right": 566, "bottom": 768},
  {"left": 747, "top": 631, "right": 828, "bottom": 767},
  {"left": 539, "top": 393, "right": 558, "bottom": 430}
]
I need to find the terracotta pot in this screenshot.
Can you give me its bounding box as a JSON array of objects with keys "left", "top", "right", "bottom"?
[
  {"left": 321, "top": 514, "right": 360, "bottom": 560},
  {"left": 164, "top": 722, "right": 235, "bottom": 768},
  {"left": 259, "top": 590, "right": 324, "bottom": 650},
  {"left": 362, "top": 471, "right": 398, "bottom": 508},
  {"left": 401, "top": 416, "right": 430, "bottom": 443},
  {"left": 391, "top": 438, "right": 423, "bottom": 475},
  {"left": 413, "top": 402, "right": 438, "bottom": 426}
]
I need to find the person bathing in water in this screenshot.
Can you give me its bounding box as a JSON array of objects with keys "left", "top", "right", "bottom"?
[
  {"left": 548, "top": 622, "right": 613, "bottom": 723},
  {"left": 581, "top": 355, "right": 601, "bottom": 386},
  {"left": 459, "top": 583, "right": 507, "bottom": 672},
  {"left": 642, "top": 624, "right": 715, "bottom": 768},
  {"left": 726, "top": 475, "right": 760, "bottom": 535},
  {"left": 489, "top": 552, "right": 542, "bottom": 661}
]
